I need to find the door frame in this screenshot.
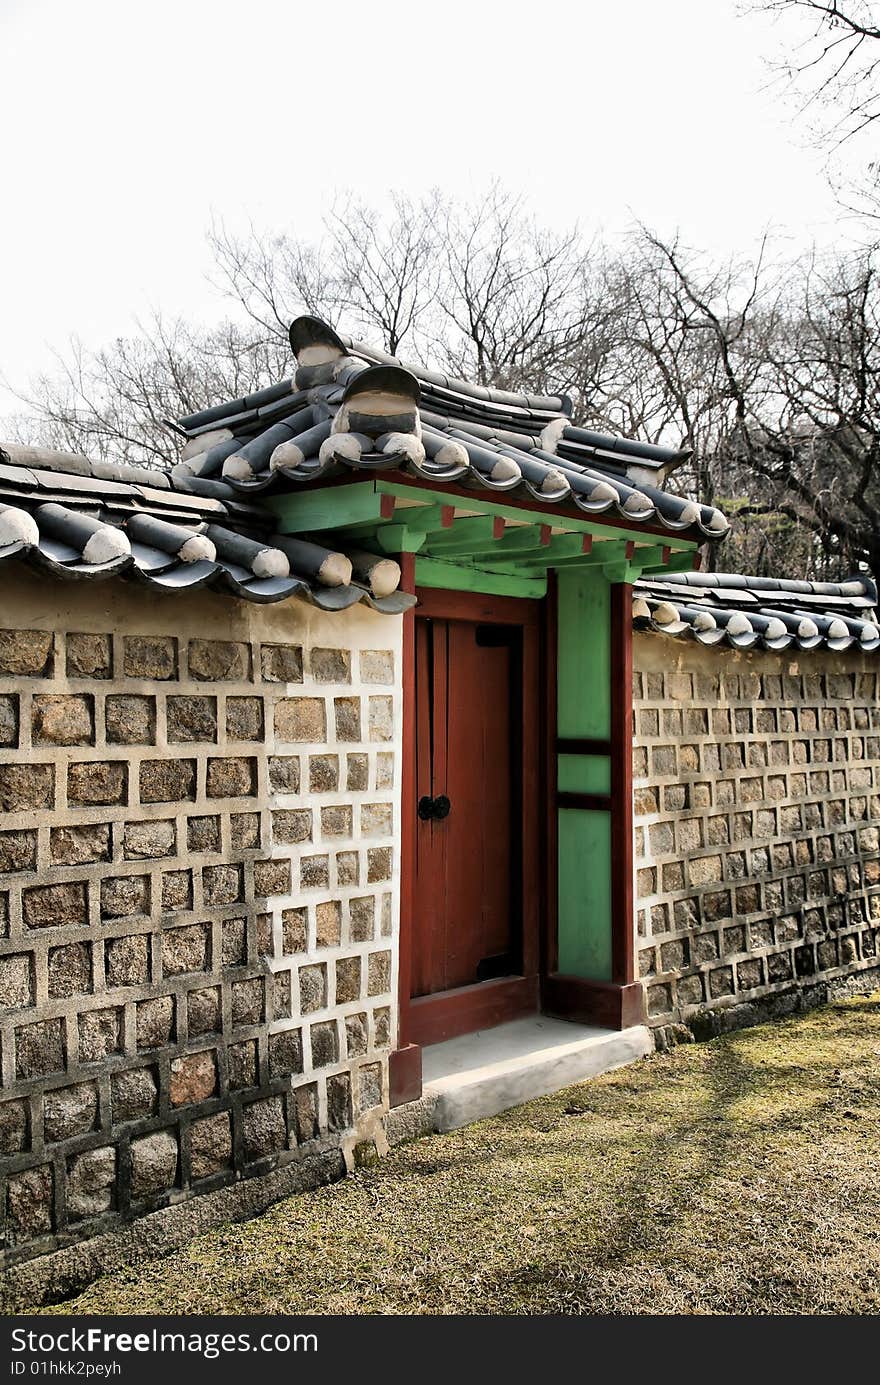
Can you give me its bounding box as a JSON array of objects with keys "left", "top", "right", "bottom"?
[{"left": 397, "top": 580, "right": 545, "bottom": 1052}]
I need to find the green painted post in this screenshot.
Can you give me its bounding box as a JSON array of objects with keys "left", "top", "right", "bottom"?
[{"left": 555, "top": 567, "right": 614, "bottom": 981}]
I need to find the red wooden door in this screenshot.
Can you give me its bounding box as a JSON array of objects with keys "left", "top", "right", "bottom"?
[{"left": 405, "top": 590, "right": 541, "bottom": 1047}]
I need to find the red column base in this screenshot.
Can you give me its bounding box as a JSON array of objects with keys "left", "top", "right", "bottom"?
[
  {"left": 389, "top": 1043, "right": 423, "bottom": 1107},
  {"left": 542, "top": 975, "right": 645, "bottom": 1030}
]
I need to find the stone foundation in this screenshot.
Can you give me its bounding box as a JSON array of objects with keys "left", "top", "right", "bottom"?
[
  {"left": 633, "top": 634, "right": 880, "bottom": 1042},
  {"left": 0, "top": 571, "right": 401, "bottom": 1267}
]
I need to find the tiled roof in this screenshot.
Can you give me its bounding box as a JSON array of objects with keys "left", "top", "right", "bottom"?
[
  {"left": 170, "top": 316, "right": 730, "bottom": 544},
  {"left": 634, "top": 571, "right": 880, "bottom": 652},
  {"left": 0, "top": 443, "right": 414, "bottom": 613}
]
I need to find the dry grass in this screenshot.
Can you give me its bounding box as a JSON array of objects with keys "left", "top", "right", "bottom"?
[{"left": 36, "top": 994, "right": 880, "bottom": 1315}]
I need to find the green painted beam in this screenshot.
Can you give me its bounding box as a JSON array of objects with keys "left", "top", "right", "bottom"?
[
  {"left": 414, "top": 557, "right": 546, "bottom": 599},
  {"left": 374, "top": 525, "right": 428, "bottom": 553},
  {"left": 265, "top": 484, "right": 395, "bottom": 534},
  {"left": 374, "top": 479, "right": 697, "bottom": 553},
  {"left": 422, "top": 516, "right": 501, "bottom": 556}
]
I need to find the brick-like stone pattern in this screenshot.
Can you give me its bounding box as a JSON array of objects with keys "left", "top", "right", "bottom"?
[
  {"left": 0, "top": 576, "right": 400, "bottom": 1264},
  {"left": 633, "top": 635, "right": 880, "bottom": 1044}
]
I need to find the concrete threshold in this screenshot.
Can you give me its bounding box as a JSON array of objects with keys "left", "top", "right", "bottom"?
[{"left": 421, "top": 1015, "right": 653, "bottom": 1131}]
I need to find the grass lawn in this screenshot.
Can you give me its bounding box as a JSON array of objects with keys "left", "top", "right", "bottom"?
[{"left": 38, "top": 993, "right": 880, "bottom": 1316}]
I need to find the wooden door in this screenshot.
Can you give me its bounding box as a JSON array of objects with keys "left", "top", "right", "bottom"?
[{"left": 405, "top": 589, "right": 541, "bottom": 1047}]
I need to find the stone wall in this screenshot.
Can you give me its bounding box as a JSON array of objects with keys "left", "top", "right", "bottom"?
[
  {"left": 633, "top": 634, "right": 880, "bottom": 1044},
  {"left": 0, "top": 570, "right": 401, "bottom": 1266}
]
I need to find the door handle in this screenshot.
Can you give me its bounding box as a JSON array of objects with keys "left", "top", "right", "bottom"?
[{"left": 418, "top": 794, "right": 451, "bottom": 821}]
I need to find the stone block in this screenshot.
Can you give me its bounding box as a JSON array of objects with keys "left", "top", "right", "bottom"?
[
  {"left": 360, "top": 649, "right": 394, "bottom": 684},
  {"left": 140, "top": 758, "right": 196, "bottom": 804},
  {"left": 315, "top": 900, "right": 341, "bottom": 948},
  {"left": 188, "top": 639, "right": 249, "bottom": 682},
  {"left": 268, "top": 1028, "right": 303, "bottom": 1078},
  {"left": 0, "top": 828, "right": 37, "bottom": 874},
  {"left": 374, "top": 1007, "right": 391, "bottom": 1048},
  {"left": 336, "top": 851, "right": 359, "bottom": 886},
  {"left": 335, "top": 955, "right": 362, "bottom": 1004},
  {"left": 221, "top": 917, "right": 246, "bottom": 967},
  {"left": 43, "top": 1083, "right": 97, "bottom": 1142},
  {"left": 368, "top": 696, "right": 394, "bottom": 742},
  {"left": 300, "top": 855, "right": 330, "bottom": 890},
  {"left": 66, "top": 632, "right": 112, "bottom": 679},
  {"left": 6, "top": 1165, "right": 53, "bottom": 1243},
  {"left": 162, "top": 923, "right": 209, "bottom": 977},
  {"left": 202, "top": 863, "right": 242, "bottom": 905},
  {"left": 349, "top": 896, "right": 375, "bottom": 943},
  {"left": 327, "top": 1073, "right": 352, "bottom": 1132},
  {"left": 232, "top": 978, "right": 264, "bottom": 1026},
  {"left": 166, "top": 695, "right": 217, "bottom": 743},
  {"left": 358, "top": 1062, "right": 383, "bottom": 1113},
  {"left": 123, "top": 636, "right": 176, "bottom": 680},
  {"left": 279, "top": 907, "right": 305, "bottom": 953},
  {"left": 276, "top": 697, "right": 326, "bottom": 743},
  {"left": 130, "top": 1130, "right": 178, "bottom": 1198},
  {"left": 123, "top": 820, "right": 175, "bottom": 859},
  {"left": 269, "top": 755, "right": 300, "bottom": 792},
  {"left": 241, "top": 1096, "right": 286, "bottom": 1163},
  {"left": 0, "top": 763, "right": 54, "bottom": 811},
  {"left": 170, "top": 1050, "right": 217, "bottom": 1106},
  {"left": 292, "top": 1082, "right": 319, "bottom": 1143},
  {"left": 0, "top": 1098, "right": 29, "bottom": 1153},
  {"left": 0, "top": 629, "right": 53, "bottom": 676},
  {"left": 346, "top": 754, "right": 369, "bottom": 791},
  {"left": 79, "top": 1007, "right": 123, "bottom": 1062},
  {"left": 68, "top": 760, "right": 127, "bottom": 807},
  {"left": 334, "top": 697, "right": 361, "bottom": 742},
  {"left": 228, "top": 1039, "right": 257, "bottom": 1089},
  {"left": 0, "top": 692, "right": 19, "bottom": 746},
  {"left": 321, "top": 805, "right": 352, "bottom": 837},
  {"left": 260, "top": 644, "right": 303, "bottom": 683},
  {"left": 188, "top": 986, "right": 220, "bottom": 1036},
  {"left": 367, "top": 847, "right": 392, "bottom": 883},
  {"left": 310, "top": 1020, "right": 339, "bottom": 1068},
  {"left": 311, "top": 647, "right": 351, "bottom": 683},
  {"left": 32, "top": 693, "right": 94, "bottom": 745},
  {"left": 376, "top": 752, "right": 395, "bottom": 789},
  {"left": 231, "top": 813, "right": 260, "bottom": 849},
  {"left": 367, "top": 950, "right": 391, "bottom": 997},
  {"left": 190, "top": 1112, "right": 233, "bottom": 1179},
  {"left": 0, "top": 953, "right": 34, "bottom": 1010},
  {"left": 16, "top": 1017, "right": 65, "bottom": 1078},
  {"left": 49, "top": 822, "right": 110, "bottom": 867},
  {"left": 161, "top": 869, "right": 192, "bottom": 911},
  {"left": 101, "top": 875, "right": 149, "bottom": 919},
  {"left": 23, "top": 881, "right": 87, "bottom": 930},
  {"left": 47, "top": 942, "right": 92, "bottom": 999},
  {"left": 67, "top": 1146, "right": 116, "bottom": 1219},
  {"left": 254, "top": 859, "right": 291, "bottom": 896},
  {"left": 111, "top": 1065, "right": 158, "bottom": 1122},
  {"left": 105, "top": 694, "right": 156, "bottom": 745},
  {"left": 187, "top": 814, "right": 221, "bottom": 853},
  {"left": 309, "top": 754, "right": 338, "bottom": 793},
  {"left": 299, "top": 963, "right": 327, "bottom": 1014},
  {"left": 647, "top": 983, "right": 672, "bottom": 1016},
  {"left": 272, "top": 808, "right": 312, "bottom": 844},
  {"left": 226, "top": 696, "right": 264, "bottom": 741},
  {"left": 361, "top": 802, "right": 393, "bottom": 837},
  {"left": 345, "top": 1013, "right": 368, "bottom": 1057},
  {"left": 206, "top": 756, "right": 256, "bottom": 798},
  {"left": 136, "top": 995, "right": 175, "bottom": 1050}
]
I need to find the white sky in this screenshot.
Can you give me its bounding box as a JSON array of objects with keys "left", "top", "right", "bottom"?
[{"left": 0, "top": 0, "right": 863, "bottom": 416}]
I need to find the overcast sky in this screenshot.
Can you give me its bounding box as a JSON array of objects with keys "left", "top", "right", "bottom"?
[{"left": 0, "top": 0, "right": 862, "bottom": 416}]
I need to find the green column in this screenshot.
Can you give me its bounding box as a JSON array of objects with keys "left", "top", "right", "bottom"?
[{"left": 556, "top": 568, "right": 613, "bottom": 980}]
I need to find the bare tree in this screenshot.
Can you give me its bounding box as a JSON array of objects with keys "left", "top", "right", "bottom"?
[{"left": 754, "top": 1, "right": 880, "bottom": 146}]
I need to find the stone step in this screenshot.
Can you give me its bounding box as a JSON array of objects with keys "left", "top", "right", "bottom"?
[{"left": 420, "top": 1015, "right": 653, "bottom": 1132}]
